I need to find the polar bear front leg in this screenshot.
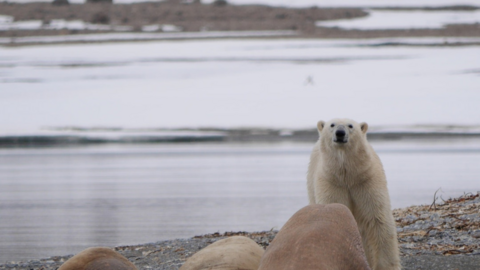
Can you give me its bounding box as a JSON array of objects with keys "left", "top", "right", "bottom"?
[{"left": 351, "top": 186, "right": 401, "bottom": 270}]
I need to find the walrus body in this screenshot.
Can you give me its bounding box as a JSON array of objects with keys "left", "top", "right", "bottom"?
[
  {"left": 179, "top": 236, "right": 264, "bottom": 270},
  {"left": 58, "top": 247, "right": 137, "bottom": 270},
  {"left": 258, "top": 204, "right": 371, "bottom": 270}
]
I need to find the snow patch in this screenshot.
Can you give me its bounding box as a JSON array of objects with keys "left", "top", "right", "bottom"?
[
  {"left": 141, "top": 24, "right": 182, "bottom": 32},
  {"left": 317, "top": 10, "right": 480, "bottom": 30},
  {"left": 0, "top": 38, "right": 479, "bottom": 130},
  {"left": 0, "top": 17, "right": 135, "bottom": 32}
]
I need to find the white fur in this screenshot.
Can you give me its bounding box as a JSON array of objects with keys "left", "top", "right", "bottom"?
[{"left": 307, "top": 118, "right": 401, "bottom": 270}]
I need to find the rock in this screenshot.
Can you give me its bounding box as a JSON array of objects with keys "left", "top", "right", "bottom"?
[
  {"left": 212, "top": 0, "right": 227, "bottom": 6},
  {"left": 91, "top": 12, "right": 110, "bottom": 24},
  {"left": 258, "top": 204, "right": 371, "bottom": 270},
  {"left": 52, "top": 0, "right": 69, "bottom": 6},
  {"left": 179, "top": 236, "right": 264, "bottom": 270},
  {"left": 86, "top": 0, "right": 113, "bottom": 3},
  {"left": 57, "top": 247, "right": 137, "bottom": 270}
]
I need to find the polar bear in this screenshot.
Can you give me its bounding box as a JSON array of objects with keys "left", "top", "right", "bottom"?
[{"left": 307, "top": 118, "right": 400, "bottom": 270}]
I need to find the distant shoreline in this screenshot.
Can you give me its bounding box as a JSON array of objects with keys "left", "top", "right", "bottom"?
[
  {"left": 1, "top": 1, "right": 480, "bottom": 46},
  {"left": 1, "top": 127, "right": 480, "bottom": 147}
]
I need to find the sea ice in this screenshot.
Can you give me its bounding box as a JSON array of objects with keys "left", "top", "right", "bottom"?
[{"left": 0, "top": 38, "right": 479, "bottom": 131}]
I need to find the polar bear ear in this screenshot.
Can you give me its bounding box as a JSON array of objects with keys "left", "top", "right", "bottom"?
[
  {"left": 360, "top": 122, "right": 368, "bottom": 134},
  {"left": 317, "top": 121, "right": 325, "bottom": 132}
]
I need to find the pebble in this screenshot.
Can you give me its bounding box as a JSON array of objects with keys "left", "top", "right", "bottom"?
[{"left": 395, "top": 192, "right": 480, "bottom": 257}]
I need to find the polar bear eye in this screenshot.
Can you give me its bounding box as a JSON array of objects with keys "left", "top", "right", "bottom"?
[
  {"left": 348, "top": 124, "right": 353, "bottom": 128},
  {"left": 330, "top": 124, "right": 335, "bottom": 128}
]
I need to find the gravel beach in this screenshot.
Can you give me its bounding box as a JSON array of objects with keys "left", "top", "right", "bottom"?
[{"left": 1, "top": 192, "right": 479, "bottom": 270}]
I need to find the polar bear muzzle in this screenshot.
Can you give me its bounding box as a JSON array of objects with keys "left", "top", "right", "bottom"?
[{"left": 333, "top": 125, "right": 348, "bottom": 144}]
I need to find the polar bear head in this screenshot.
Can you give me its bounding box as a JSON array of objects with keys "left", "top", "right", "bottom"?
[{"left": 317, "top": 118, "right": 368, "bottom": 147}]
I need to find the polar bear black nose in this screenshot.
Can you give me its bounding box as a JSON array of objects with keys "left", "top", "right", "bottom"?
[{"left": 335, "top": 130, "right": 346, "bottom": 137}]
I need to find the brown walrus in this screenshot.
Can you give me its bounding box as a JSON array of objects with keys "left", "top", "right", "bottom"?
[
  {"left": 58, "top": 247, "right": 137, "bottom": 270},
  {"left": 258, "top": 204, "right": 371, "bottom": 270},
  {"left": 179, "top": 236, "right": 264, "bottom": 270}
]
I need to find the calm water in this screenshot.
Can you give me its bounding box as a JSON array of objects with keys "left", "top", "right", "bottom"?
[{"left": 0, "top": 140, "right": 479, "bottom": 262}]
